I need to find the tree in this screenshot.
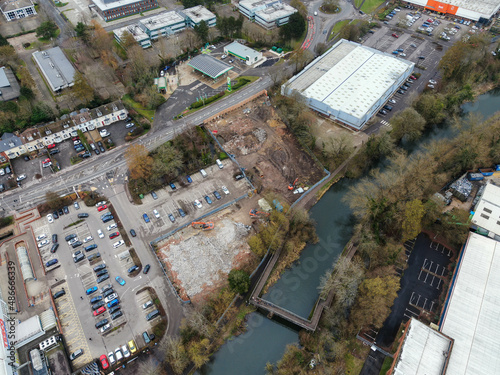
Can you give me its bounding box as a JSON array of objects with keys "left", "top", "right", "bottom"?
[
  {"left": 0, "top": 32, "right": 9, "bottom": 46},
  {"left": 154, "top": 143, "right": 183, "bottom": 175},
  {"left": 120, "top": 30, "right": 137, "bottom": 49},
  {"left": 321, "top": 0, "right": 339, "bottom": 13},
  {"left": 319, "top": 258, "right": 364, "bottom": 303},
  {"left": 188, "top": 338, "right": 210, "bottom": 368},
  {"left": 339, "top": 23, "right": 360, "bottom": 42},
  {"left": 194, "top": 20, "right": 209, "bottom": 43},
  {"left": 389, "top": 107, "right": 426, "bottom": 142},
  {"left": 164, "top": 337, "right": 189, "bottom": 374},
  {"left": 75, "top": 22, "right": 90, "bottom": 44},
  {"left": 280, "top": 12, "right": 306, "bottom": 41},
  {"left": 350, "top": 276, "right": 400, "bottom": 329},
  {"left": 413, "top": 93, "right": 446, "bottom": 125},
  {"left": 72, "top": 72, "right": 94, "bottom": 104},
  {"left": 315, "top": 42, "right": 328, "bottom": 56},
  {"left": 17, "top": 66, "right": 35, "bottom": 90},
  {"left": 402, "top": 199, "right": 425, "bottom": 241},
  {"left": 36, "top": 21, "right": 58, "bottom": 40},
  {"left": 125, "top": 144, "right": 153, "bottom": 180},
  {"left": 228, "top": 269, "right": 250, "bottom": 294},
  {"left": 45, "top": 191, "right": 63, "bottom": 210},
  {"left": 137, "top": 357, "right": 164, "bottom": 375}
]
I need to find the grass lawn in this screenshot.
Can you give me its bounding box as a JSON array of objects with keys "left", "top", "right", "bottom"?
[
  {"left": 345, "top": 352, "right": 365, "bottom": 375},
  {"left": 329, "top": 19, "right": 349, "bottom": 41},
  {"left": 354, "top": 0, "right": 363, "bottom": 7},
  {"left": 360, "top": 0, "right": 385, "bottom": 14},
  {"left": 122, "top": 94, "right": 156, "bottom": 122},
  {"left": 379, "top": 356, "right": 394, "bottom": 375}
]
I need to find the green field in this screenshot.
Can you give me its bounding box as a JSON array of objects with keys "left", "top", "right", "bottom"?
[
  {"left": 329, "top": 19, "right": 349, "bottom": 40},
  {"left": 359, "top": 0, "right": 385, "bottom": 14}
]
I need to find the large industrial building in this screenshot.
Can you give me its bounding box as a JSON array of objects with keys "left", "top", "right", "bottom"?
[
  {"left": 281, "top": 39, "right": 414, "bottom": 131},
  {"left": 402, "top": 0, "right": 500, "bottom": 22},
  {"left": 389, "top": 232, "right": 500, "bottom": 375},
  {"left": 180, "top": 5, "right": 216, "bottom": 28}
]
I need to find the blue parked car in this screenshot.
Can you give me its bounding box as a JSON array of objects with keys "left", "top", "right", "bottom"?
[
  {"left": 168, "top": 214, "right": 175, "bottom": 223},
  {"left": 107, "top": 298, "right": 119, "bottom": 308},
  {"left": 178, "top": 208, "right": 186, "bottom": 217},
  {"left": 86, "top": 286, "right": 98, "bottom": 295},
  {"left": 143, "top": 213, "right": 150, "bottom": 223},
  {"left": 186, "top": 175, "right": 192, "bottom": 183},
  {"left": 169, "top": 182, "right": 176, "bottom": 190},
  {"left": 213, "top": 191, "right": 222, "bottom": 200},
  {"left": 115, "top": 276, "right": 126, "bottom": 286},
  {"left": 85, "top": 244, "right": 97, "bottom": 252},
  {"left": 90, "top": 296, "right": 102, "bottom": 304},
  {"left": 204, "top": 195, "right": 212, "bottom": 205},
  {"left": 46, "top": 259, "right": 58, "bottom": 267}
]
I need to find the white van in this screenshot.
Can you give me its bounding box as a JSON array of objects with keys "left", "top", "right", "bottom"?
[
  {"left": 216, "top": 159, "right": 223, "bottom": 169},
  {"left": 200, "top": 169, "right": 208, "bottom": 178}
]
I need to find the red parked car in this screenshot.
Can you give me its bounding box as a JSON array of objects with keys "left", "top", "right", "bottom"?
[
  {"left": 47, "top": 143, "right": 56, "bottom": 149},
  {"left": 93, "top": 306, "right": 106, "bottom": 316},
  {"left": 100, "top": 354, "right": 109, "bottom": 369},
  {"left": 97, "top": 205, "right": 108, "bottom": 212},
  {"left": 410, "top": 75, "right": 417, "bottom": 80},
  {"left": 109, "top": 232, "right": 120, "bottom": 239},
  {"left": 392, "top": 33, "right": 399, "bottom": 38}
]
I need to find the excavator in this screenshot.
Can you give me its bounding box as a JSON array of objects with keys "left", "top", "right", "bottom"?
[
  {"left": 191, "top": 222, "right": 214, "bottom": 230},
  {"left": 249, "top": 209, "right": 270, "bottom": 217},
  {"left": 288, "top": 178, "right": 299, "bottom": 190}
]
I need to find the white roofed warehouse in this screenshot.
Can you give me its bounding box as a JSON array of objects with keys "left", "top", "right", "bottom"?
[
  {"left": 224, "top": 42, "right": 263, "bottom": 66},
  {"left": 238, "top": 0, "right": 297, "bottom": 29},
  {"left": 32, "top": 47, "right": 76, "bottom": 92},
  {"left": 281, "top": 39, "right": 415, "bottom": 131},
  {"left": 181, "top": 5, "right": 216, "bottom": 28}
]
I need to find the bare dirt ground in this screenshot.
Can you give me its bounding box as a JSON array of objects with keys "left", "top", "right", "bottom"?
[
  {"left": 311, "top": 117, "right": 369, "bottom": 149},
  {"left": 156, "top": 200, "right": 258, "bottom": 304},
  {"left": 206, "top": 102, "right": 326, "bottom": 203}
]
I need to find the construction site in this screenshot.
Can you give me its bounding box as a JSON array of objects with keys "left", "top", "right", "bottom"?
[{"left": 155, "top": 98, "right": 326, "bottom": 303}]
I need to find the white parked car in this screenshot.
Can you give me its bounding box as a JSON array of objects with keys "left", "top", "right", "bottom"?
[
  {"left": 104, "top": 293, "right": 118, "bottom": 304},
  {"left": 83, "top": 236, "right": 93, "bottom": 243},
  {"left": 36, "top": 234, "right": 47, "bottom": 241},
  {"left": 153, "top": 209, "right": 160, "bottom": 219},
  {"left": 47, "top": 214, "right": 54, "bottom": 224},
  {"left": 121, "top": 345, "right": 130, "bottom": 358},
  {"left": 38, "top": 240, "right": 49, "bottom": 248},
  {"left": 125, "top": 122, "right": 134, "bottom": 128},
  {"left": 193, "top": 200, "right": 202, "bottom": 209},
  {"left": 113, "top": 240, "right": 125, "bottom": 249},
  {"left": 16, "top": 174, "right": 27, "bottom": 182},
  {"left": 0, "top": 168, "right": 4, "bottom": 176},
  {"left": 107, "top": 351, "right": 116, "bottom": 365},
  {"left": 114, "top": 348, "right": 123, "bottom": 362},
  {"left": 95, "top": 201, "right": 107, "bottom": 207},
  {"left": 429, "top": 79, "right": 437, "bottom": 85},
  {"left": 428, "top": 84, "right": 435, "bottom": 89},
  {"left": 107, "top": 223, "right": 118, "bottom": 231},
  {"left": 99, "top": 129, "right": 110, "bottom": 137},
  {"left": 97, "top": 229, "right": 104, "bottom": 239},
  {"left": 221, "top": 186, "right": 230, "bottom": 195}
]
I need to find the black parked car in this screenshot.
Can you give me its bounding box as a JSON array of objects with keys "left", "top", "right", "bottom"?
[
  {"left": 109, "top": 305, "right": 121, "bottom": 314},
  {"left": 103, "top": 288, "right": 115, "bottom": 298},
  {"left": 383, "top": 105, "right": 393, "bottom": 111},
  {"left": 94, "top": 264, "right": 106, "bottom": 272},
  {"left": 96, "top": 269, "right": 108, "bottom": 278},
  {"left": 95, "top": 318, "right": 108, "bottom": 329},
  {"left": 77, "top": 213, "right": 89, "bottom": 218},
  {"left": 130, "top": 229, "right": 136, "bottom": 237},
  {"left": 50, "top": 243, "right": 59, "bottom": 253},
  {"left": 53, "top": 211, "right": 59, "bottom": 219},
  {"left": 63, "top": 206, "right": 69, "bottom": 214},
  {"left": 128, "top": 265, "right": 139, "bottom": 274},
  {"left": 65, "top": 233, "right": 77, "bottom": 242},
  {"left": 58, "top": 208, "right": 64, "bottom": 216},
  {"left": 52, "top": 234, "right": 58, "bottom": 243},
  {"left": 143, "top": 264, "right": 151, "bottom": 274}
]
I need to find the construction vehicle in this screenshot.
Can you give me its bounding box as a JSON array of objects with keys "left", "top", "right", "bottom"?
[
  {"left": 191, "top": 222, "right": 214, "bottom": 230},
  {"left": 249, "top": 209, "right": 270, "bottom": 217},
  {"left": 288, "top": 178, "right": 299, "bottom": 190}
]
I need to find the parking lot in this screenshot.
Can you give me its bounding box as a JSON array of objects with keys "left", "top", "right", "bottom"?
[
  {"left": 135, "top": 159, "right": 250, "bottom": 239},
  {"left": 31, "top": 202, "right": 162, "bottom": 369},
  {"left": 374, "top": 233, "right": 452, "bottom": 348}
]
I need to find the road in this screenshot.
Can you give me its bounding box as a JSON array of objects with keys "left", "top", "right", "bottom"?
[{"left": 0, "top": 76, "right": 271, "bottom": 215}]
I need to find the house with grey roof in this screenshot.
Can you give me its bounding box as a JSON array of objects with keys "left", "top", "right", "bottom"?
[
  {"left": 0, "top": 66, "right": 21, "bottom": 101},
  {"left": 0, "top": 0, "right": 36, "bottom": 21},
  {"left": 32, "top": 47, "right": 76, "bottom": 92},
  {"left": 0, "top": 132, "right": 25, "bottom": 160}
]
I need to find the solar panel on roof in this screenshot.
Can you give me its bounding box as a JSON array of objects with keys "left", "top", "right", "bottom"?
[{"left": 188, "top": 55, "right": 233, "bottom": 79}]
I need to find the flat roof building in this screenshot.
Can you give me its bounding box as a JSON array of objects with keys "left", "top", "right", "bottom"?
[
  {"left": 282, "top": 39, "right": 415, "bottom": 131},
  {"left": 388, "top": 232, "right": 500, "bottom": 375},
  {"left": 138, "top": 11, "right": 186, "bottom": 39},
  {"left": 224, "top": 41, "right": 263, "bottom": 66},
  {"left": 32, "top": 47, "right": 76, "bottom": 92},
  {"left": 0, "top": 0, "right": 36, "bottom": 21},
  {"left": 181, "top": 5, "right": 216, "bottom": 28},
  {"left": 113, "top": 24, "right": 151, "bottom": 48},
  {"left": 471, "top": 182, "right": 500, "bottom": 240},
  {"left": 91, "top": 0, "right": 158, "bottom": 22},
  {"left": 402, "top": 0, "right": 500, "bottom": 21},
  {"left": 0, "top": 66, "right": 20, "bottom": 101},
  {"left": 390, "top": 319, "right": 453, "bottom": 375},
  {"left": 238, "top": 0, "right": 296, "bottom": 28}
]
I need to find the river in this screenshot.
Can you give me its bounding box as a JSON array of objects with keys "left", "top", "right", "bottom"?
[{"left": 197, "top": 89, "right": 500, "bottom": 375}]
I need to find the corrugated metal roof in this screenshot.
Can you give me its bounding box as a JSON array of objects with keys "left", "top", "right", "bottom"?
[
  {"left": 39, "top": 309, "right": 57, "bottom": 331},
  {"left": 440, "top": 233, "right": 500, "bottom": 375},
  {"left": 393, "top": 319, "right": 452, "bottom": 375},
  {"left": 188, "top": 54, "right": 232, "bottom": 79},
  {"left": 471, "top": 182, "right": 500, "bottom": 237}
]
